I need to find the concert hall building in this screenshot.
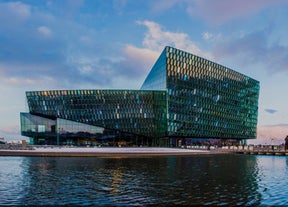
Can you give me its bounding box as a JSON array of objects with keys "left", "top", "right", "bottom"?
[{"left": 20, "top": 46, "right": 259, "bottom": 146}]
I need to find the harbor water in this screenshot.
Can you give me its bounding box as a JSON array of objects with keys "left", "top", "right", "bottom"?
[{"left": 0, "top": 154, "right": 287, "bottom": 206}]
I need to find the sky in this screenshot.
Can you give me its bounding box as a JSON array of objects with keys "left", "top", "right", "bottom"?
[{"left": 1, "top": 0, "right": 288, "bottom": 144}]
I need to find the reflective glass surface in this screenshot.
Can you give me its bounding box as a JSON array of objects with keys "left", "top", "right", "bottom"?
[
  {"left": 141, "top": 49, "right": 167, "bottom": 90},
  {"left": 20, "top": 113, "right": 56, "bottom": 144},
  {"left": 24, "top": 90, "right": 167, "bottom": 145},
  {"left": 21, "top": 46, "right": 259, "bottom": 145},
  {"left": 164, "top": 46, "right": 259, "bottom": 139}
]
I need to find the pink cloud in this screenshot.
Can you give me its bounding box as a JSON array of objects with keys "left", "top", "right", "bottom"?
[
  {"left": 6, "top": 1, "right": 31, "bottom": 19},
  {"left": 121, "top": 44, "right": 159, "bottom": 79},
  {"left": 148, "top": 0, "right": 288, "bottom": 25},
  {"left": 0, "top": 126, "right": 19, "bottom": 135},
  {"left": 0, "top": 125, "right": 24, "bottom": 140},
  {"left": 257, "top": 124, "right": 288, "bottom": 140},
  {"left": 150, "top": 0, "right": 180, "bottom": 13},
  {"left": 136, "top": 20, "right": 212, "bottom": 59},
  {"left": 187, "top": 0, "right": 288, "bottom": 25},
  {"left": 124, "top": 44, "right": 159, "bottom": 66},
  {"left": 247, "top": 124, "right": 288, "bottom": 145}
]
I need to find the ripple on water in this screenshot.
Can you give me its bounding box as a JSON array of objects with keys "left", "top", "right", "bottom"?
[{"left": 1, "top": 155, "right": 288, "bottom": 206}]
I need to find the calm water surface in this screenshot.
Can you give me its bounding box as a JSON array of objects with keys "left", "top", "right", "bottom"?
[{"left": 0, "top": 154, "right": 287, "bottom": 206}]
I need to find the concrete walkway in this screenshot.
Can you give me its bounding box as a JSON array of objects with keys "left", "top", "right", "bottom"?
[{"left": 0, "top": 147, "right": 216, "bottom": 157}]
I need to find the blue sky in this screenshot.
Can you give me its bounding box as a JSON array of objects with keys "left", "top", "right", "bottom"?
[{"left": 1, "top": 0, "right": 288, "bottom": 144}]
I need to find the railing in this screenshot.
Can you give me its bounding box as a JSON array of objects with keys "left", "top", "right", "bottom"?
[{"left": 180, "top": 144, "right": 288, "bottom": 156}]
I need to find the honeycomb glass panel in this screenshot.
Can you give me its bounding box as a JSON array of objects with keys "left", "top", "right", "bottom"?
[{"left": 21, "top": 46, "right": 259, "bottom": 146}]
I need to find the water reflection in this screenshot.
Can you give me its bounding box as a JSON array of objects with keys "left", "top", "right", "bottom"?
[
  {"left": 7, "top": 154, "right": 288, "bottom": 205},
  {"left": 0, "top": 157, "right": 29, "bottom": 205},
  {"left": 256, "top": 156, "right": 288, "bottom": 206}
]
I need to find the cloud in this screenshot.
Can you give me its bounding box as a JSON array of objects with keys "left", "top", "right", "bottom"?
[
  {"left": 0, "top": 1, "right": 213, "bottom": 92},
  {"left": 265, "top": 109, "right": 277, "bottom": 114},
  {"left": 147, "top": 0, "right": 288, "bottom": 25},
  {"left": 113, "top": 0, "right": 127, "bottom": 15},
  {"left": 0, "top": 1, "right": 211, "bottom": 92},
  {"left": 136, "top": 20, "right": 212, "bottom": 59},
  {"left": 0, "top": 125, "right": 26, "bottom": 141},
  {"left": 202, "top": 32, "right": 222, "bottom": 42},
  {"left": 0, "top": 1, "right": 31, "bottom": 32},
  {"left": 212, "top": 27, "right": 288, "bottom": 73},
  {"left": 2, "top": 77, "right": 36, "bottom": 86},
  {"left": 107, "top": 20, "right": 213, "bottom": 87},
  {"left": 124, "top": 45, "right": 158, "bottom": 63},
  {"left": 0, "top": 1, "right": 31, "bottom": 20},
  {"left": 257, "top": 124, "right": 288, "bottom": 140},
  {"left": 48, "top": 20, "right": 212, "bottom": 89},
  {"left": 149, "top": 0, "right": 181, "bottom": 13},
  {"left": 0, "top": 125, "right": 20, "bottom": 135},
  {"left": 0, "top": 1, "right": 109, "bottom": 89},
  {"left": 116, "top": 44, "right": 159, "bottom": 81},
  {"left": 247, "top": 124, "right": 288, "bottom": 146},
  {"left": 202, "top": 32, "right": 213, "bottom": 41},
  {"left": 186, "top": 0, "right": 288, "bottom": 25},
  {"left": 37, "top": 26, "right": 53, "bottom": 38},
  {"left": 46, "top": 0, "right": 85, "bottom": 20}
]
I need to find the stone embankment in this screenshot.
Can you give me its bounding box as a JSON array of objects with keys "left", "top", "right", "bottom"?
[
  {"left": 1, "top": 143, "right": 286, "bottom": 156},
  {"left": 234, "top": 145, "right": 288, "bottom": 156},
  {"left": 0, "top": 145, "right": 212, "bottom": 157},
  {"left": 0, "top": 143, "right": 34, "bottom": 150},
  {"left": 181, "top": 145, "right": 288, "bottom": 156}
]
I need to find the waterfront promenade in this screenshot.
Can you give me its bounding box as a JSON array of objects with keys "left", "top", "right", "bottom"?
[
  {"left": 0, "top": 145, "right": 214, "bottom": 157},
  {"left": 1, "top": 143, "right": 287, "bottom": 157},
  {"left": 233, "top": 145, "right": 288, "bottom": 156},
  {"left": 186, "top": 145, "right": 288, "bottom": 156}
]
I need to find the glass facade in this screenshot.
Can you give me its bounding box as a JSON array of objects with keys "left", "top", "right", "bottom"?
[
  {"left": 22, "top": 90, "right": 167, "bottom": 146},
  {"left": 141, "top": 49, "right": 167, "bottom": 90},
  {"left": 21, "top": 46, "right": 259, "bottom": 146},
  {"left": 21, "top": 113, "right": 56, "bottom": 144},
  {"left": 141, "top": 46, "right": 259, "bottom": 141},
  {"left": 163, "top": 46, "right": 259, "bottom": 139}
]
